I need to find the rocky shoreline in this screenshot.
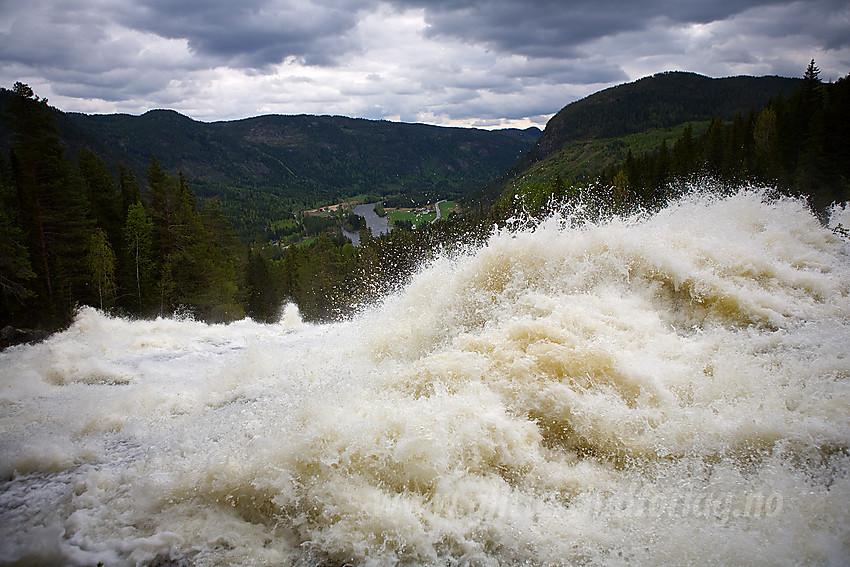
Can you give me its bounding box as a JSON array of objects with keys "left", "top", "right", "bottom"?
[{"left": 0, "top": 326, "right": 50, "bottom": 350}]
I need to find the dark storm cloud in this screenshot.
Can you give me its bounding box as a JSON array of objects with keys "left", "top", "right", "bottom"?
[
  {"left": 391, "top": 0, "right": 800, "bottom": 57},
  {"left": 0, "top": 0, "right": 375, "bottom": 76},
  {"left": 741, "top": 0, "right": 850, "bottom": 51},
  {"left": 0, "top": 0, "right": 847, "bottom": 126},
  {"left": 1, "top": 2, "right": 190, "bottom": 70},
  {"left": 113, "top": 0, "right": 373, "bottom": 67}
]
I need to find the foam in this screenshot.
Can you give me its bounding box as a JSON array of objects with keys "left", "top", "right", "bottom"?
[{"left": 1, "top": 188, "right": 848, "bottom": 566}]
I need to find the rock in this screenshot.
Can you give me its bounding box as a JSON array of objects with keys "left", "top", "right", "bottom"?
[{"left": 0, "top": 326, "right": 49, "bottom": 350}]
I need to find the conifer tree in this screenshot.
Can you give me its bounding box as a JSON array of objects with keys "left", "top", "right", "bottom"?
[
  {"left": 244, "top": 245, "right": 280, "bottom": 323},
  {"left": 0, "top": 157, "right": 35, "bottom": 320},
  {"left": 6, "top": 83, "right": 91, "bottom": 325},
  {"left": 77, "top": 148, "right": 121, "bottom": 240},
  {"left": 803, "top": 59, "right": 821, "bottom": 90},
  {"left": 146, "top": 156, "right": 177, "bottom": 258},
  {"left": 118, "top": 164, "right": 141, "bottom": 214}
]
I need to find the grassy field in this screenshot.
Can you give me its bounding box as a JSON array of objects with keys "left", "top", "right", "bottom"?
[
  {"left": 389, "top": 209, "right": 435, "bottom": 227},
  {"left": 296, "top": 236, "right": 318, "bottom": 247},
  {"left": 388, "top": 201, "right": 459, "bottom": 227},
  {"left": 438, "top": 201, "right": 458, "bottom": 218}
]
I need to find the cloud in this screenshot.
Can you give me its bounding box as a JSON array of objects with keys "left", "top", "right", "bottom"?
[
  {"left": 398, "top": 0, "right": 788, "bottom": 57},
  {"left": 0, "top": 0, "right": 200, "bottom": 102},
  {"left": 114, "top": 0, "right": 373, "bottom": 67},
  {"left": 0, "top": 0, "right": 847, "bottom": 128}
]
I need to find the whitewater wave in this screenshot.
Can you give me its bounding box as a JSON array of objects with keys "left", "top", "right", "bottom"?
[{"left": 1, "top": 188, "right": 848, "bottom": 566}]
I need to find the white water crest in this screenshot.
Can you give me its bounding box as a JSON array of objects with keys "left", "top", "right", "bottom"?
[{"left": 1, "top": 189, "right": 849, "bottom": 566}]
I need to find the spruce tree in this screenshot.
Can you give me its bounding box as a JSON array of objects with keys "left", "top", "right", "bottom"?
[
  {"left": 0, "top": 156, "right": 35, "bottom": 322},
  {"left": 803, "top": 59, "right": 821, "bottom": 90},
  {"left": 6, "top": 83, "right": 91, "bottom": 326}
]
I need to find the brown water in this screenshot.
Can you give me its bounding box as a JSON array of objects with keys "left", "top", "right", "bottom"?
[{"left": 1, "top": 188, "right": 848, "bottom": 566}]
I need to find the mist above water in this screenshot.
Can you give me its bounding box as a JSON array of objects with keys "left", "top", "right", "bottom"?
[{"left": 1, "top": 188, "right": 848, "bottom": 566}]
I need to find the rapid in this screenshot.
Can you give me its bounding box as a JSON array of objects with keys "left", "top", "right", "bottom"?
[{"left": 1, "top": 188, "right": 849, "bottom": 566}]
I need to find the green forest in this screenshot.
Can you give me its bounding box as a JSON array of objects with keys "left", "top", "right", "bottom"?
[
  {"left": 59, "top": 108, "right": 540, "bottom": 240},
  {"left": 493, "top": 62, "right": 850, "bottom": 222},
  {"left": 0, "top": 81, "right": 489, "bottom": 337},
  {"left": 1, "top": 82, "right": 244, "bottom": 331},
  {"left": 1, "top": 62, "right": 848, "bottom": 345}
]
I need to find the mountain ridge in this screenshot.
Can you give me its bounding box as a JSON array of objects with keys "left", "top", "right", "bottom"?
[
  {"left": 526, "top": 71, "right": 802, "bottom": 163},
  {"left": 476, "top": 71, "right": 804, "bottom": 205},
  {"left": 0, "top": 71, "right": 805, "bottom": 231},
  {"left": 0, "top": 88, "right": 540, "bottom": 235},
  {"left": 56, "top": 106, "right": 541, "bottom": 233},
  {"left": 64, "top": 108, "right": 541, "bottom": 192}
]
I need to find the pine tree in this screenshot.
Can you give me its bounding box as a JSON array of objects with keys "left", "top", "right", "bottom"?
[
  {"left": 146, "top": 156, "right": 177, "bottom": 258},
  {"left": 6, "top": 83, "right": 91, "bottom": 326},
  {"left": 118, "top": 164, "right": 141, "bottom": 214},
  {"left": 77, "top": 148, "right": 121, "bottom": 240},
  {"left": 0, "top": 157, "right": 35, "bottom": 321},
  {"left": 244, "top": 245, "right": 280, "bottom": 323},
  {"left": 803, "top": 59, "right": 821, "bottom": 90}
]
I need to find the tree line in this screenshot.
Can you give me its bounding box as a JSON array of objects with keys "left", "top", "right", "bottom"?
[
  {"left": 0, "top": 81, "right": 487, "bottom": 338},
  {"left": 605, "top": 61, "right": 849, "bottom": 215},
  {"left": 2, "top": 63, "right": 848, "bottom": 341},
  {"left": 1, "top": 82, "right": 244, "bottom": 334},
  {"left": 496, "top": 62, "right": 849, "bottom": 221}
]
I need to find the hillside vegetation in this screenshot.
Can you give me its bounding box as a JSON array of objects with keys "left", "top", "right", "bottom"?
[
  {"left": 69, "top": 111, "right": 539, "bottom": 236},
  {"left": 0, "top": 90, "right": 539, "bottom": 238},
  {"left": 530, "top": 72, "right": 801, "bottom": 158},
  {"left": 477, "top": 72, "right": 802, "bottom": 204},
  {"left": 2, "top": 66, "right": 847, "bottom": 340},
  {"left": 492, "top": 64, "right": 848, "bottom": 222}
]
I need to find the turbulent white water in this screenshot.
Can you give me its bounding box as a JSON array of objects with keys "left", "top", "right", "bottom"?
[{"left": 2, "top": 189, "right": 849, "bottom": 566}]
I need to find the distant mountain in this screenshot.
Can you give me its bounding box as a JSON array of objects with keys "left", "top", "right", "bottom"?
[
  {"left": 0, "top": 89, "right": 539, "bottom": 234},
  {"left": 479, "top": 72, "right": 803, "bottom": 205},
  {"left": 527, "top": 72, "right": 802, "bottom": 162},
  {"left": 65, "top": 111, "right": 540, "bottom": 199},
  {"left": 0, "top": 71, "right": 805, "bottom": 231}
]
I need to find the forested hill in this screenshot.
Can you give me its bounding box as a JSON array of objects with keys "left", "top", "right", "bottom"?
[
  {"left": 475, "top": 72, "right": 804, "bottom": 206},
  {"left": 1, "top": 68, "right": 846, "bottom": 339},
  {"left": 66, "top": 110, "right": 540, "bottom": 204},
  {"left": 0, "top": 91, "right": 539, "bottom": 235},
  {"left": 526, "top": 72, "right": 802, "bottom": 163},
  {"left": 487, "top": 65, "right": 848, "bottom": 223}
]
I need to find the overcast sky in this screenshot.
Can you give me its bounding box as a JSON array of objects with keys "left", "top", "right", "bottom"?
[{"left": 1, "top": 0, "right": 848, "bottom": 129}]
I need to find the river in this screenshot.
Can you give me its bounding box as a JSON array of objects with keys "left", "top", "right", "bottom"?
[
  {"left": 343, "top": 202, "right": 392, "bottom": 246},
  {"left": 1, "top": 187, "right": 849, "bottom": 566}
]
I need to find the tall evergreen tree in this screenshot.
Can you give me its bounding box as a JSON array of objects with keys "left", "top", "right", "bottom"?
[
  {"left": 0, "top": 155, "right": 35, "bottom": 320},
  {"left": 146, "top": 155, "right": 177, "bottom": 258},
  {"left": 118, "top": 164, "right": 141, "bottom": 214},
  {"left": 77, "top": 148, "right": 121, "bottom": 245},
  {"left": 5, "top": 83, "right": 91, "bottom": 326},
  {"left": 803, "top": 59, "right": 821, "bottom": 90},
  {"left": 244, "top": 245, "right": 281, "bottom": 323}
]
